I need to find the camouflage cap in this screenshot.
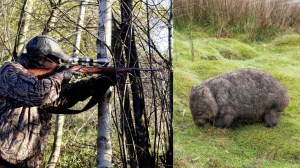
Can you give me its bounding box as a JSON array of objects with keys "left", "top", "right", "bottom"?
[{"left": 26, "top": 35, "right": 70, "bottom": 62}]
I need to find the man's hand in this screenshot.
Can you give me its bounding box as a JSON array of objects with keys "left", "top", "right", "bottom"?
[
  {"left": 90, "top": 73, "right": 118, "bottom": 88},
  {"left": 56, "top": 66, "right": 73, "bottom": 83}
]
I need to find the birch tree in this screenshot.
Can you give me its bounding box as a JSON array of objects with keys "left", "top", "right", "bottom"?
[
  {"left": 72, "top": 0, "right": 88, "bottom": 57},
  {"left": 97, "top": 0, "right": 112, "bottom": 167},
  {"left": 47, "top": 1, "right": 87, "bottom": 167},
  {"left": 44, "top": 2, "right": 64, "bottom": 167},
  {"left": 47, "top": 114, "right": 65, "bottom": 168},
  {"left": 13, "top": 0, "right": 34, "bottom": 60}
]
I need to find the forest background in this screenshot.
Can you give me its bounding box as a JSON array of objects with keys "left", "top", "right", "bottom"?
[
  {"left": 0, "top": 0, "right": 172, "bottom": 167},
  {"left": 173, "top": 0, "right": 300, "bottom": 167}
]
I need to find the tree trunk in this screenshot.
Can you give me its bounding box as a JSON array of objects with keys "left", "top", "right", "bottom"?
[
  {"left": 122, "top": 87, "right": 138, "bottom": 167},
  {"left": 72, "top": 0, "right": 88, "bottom": 57},
  {"left": 12, "top": 0, "right": 34, "bottom": 60},
  {"left": 97, "top": 0, "right": 112, "bottom": 59},
  {"left": 47, "top": 114, "right": 65, "bottom": 168},
  {"left": 97, "top": 0, "right": 112, "bottom": 167},
  {"left": 97, "top": 91, "right": 112, "bottom": 168},
  {"left": 120, "top": 0, "right": 153, "bottom": 167},
  {"left": 44, "top": 1, "right": 62, "bottom": 167},
  {"left": 42, "top": 0, "right": 61, "bottom": 35},
  {"left": 166, "top": 1, "right": 174, "bottom": 166},
  {"left": 47, "top": 1, "right": 86, "bottom": 167}
]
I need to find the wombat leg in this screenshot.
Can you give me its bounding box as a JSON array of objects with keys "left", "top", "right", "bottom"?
[
  {"left": 264, "top": 109, "right": 280, "bottom": 127},
  {"left": 213, "top": 114, "right": 234, "bottom": 128}
]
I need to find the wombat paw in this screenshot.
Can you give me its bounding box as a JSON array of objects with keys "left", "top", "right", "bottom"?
[
  {"left": 265, "top": 122, "right": 277, "bottom": 127},
  {"left": 194, "top": 118, "right": 206, "bottom": 127},
  {"left": 213, "top": 121, "right": 230, "bottom": 128}
]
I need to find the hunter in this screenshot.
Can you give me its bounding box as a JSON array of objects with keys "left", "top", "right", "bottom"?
[{"left": 0, "top": 35, "right": 114, "bottom": 167}]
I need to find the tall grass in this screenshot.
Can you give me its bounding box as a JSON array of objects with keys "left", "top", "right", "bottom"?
[{"left": 174, "top": 0, "right": 300, "bottom": 39}]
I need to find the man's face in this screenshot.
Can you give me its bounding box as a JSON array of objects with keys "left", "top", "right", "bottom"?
[{"left": 34, "top": 55, "right": 60, "bottom": 69}]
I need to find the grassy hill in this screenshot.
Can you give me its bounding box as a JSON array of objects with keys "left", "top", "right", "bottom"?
[{"left": 173, "top": 29, "right": 300, "bottom": 168}]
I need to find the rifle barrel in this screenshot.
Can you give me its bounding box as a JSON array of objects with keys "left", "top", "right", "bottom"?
[{"left": 71, "top": 66, "right": 160, "bottom": 74}]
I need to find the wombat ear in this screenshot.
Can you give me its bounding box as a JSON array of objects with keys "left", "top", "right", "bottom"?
[{"left": 201, "top": 87, "right": 210, "bottom": 96}]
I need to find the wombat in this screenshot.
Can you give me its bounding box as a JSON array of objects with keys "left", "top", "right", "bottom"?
[{"left": 189, "top": 68, "right": 289, "bottom": 128}]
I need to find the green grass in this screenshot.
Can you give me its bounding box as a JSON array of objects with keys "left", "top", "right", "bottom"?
[
  {"left": 174, "top": 29, "right": 300, "bottom": 168},
  {"left": 43, "top": 108, "right": 99, "bottom": 167}
]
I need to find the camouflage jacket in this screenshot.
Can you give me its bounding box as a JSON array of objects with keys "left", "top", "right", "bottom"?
[{"left": 0, "top": 62, "right": 96, "bottom": 168}]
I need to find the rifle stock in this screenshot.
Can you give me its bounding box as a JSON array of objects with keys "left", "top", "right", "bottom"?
[{"left": 26, "top": 68, "right": 56, "bottom": 79}]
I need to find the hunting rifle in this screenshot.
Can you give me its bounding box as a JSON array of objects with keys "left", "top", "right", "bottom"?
[{"left": 26, "top": 56, "right": 159, "bottom": 79}]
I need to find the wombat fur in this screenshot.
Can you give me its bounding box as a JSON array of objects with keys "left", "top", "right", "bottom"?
[{"left": 189, "top": 68, "right": 289, "bottom": 128}]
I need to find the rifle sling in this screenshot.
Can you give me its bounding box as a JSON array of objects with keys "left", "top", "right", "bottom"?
[{"left": 45, "top": 85, "right": 110, "bottom": 114}]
